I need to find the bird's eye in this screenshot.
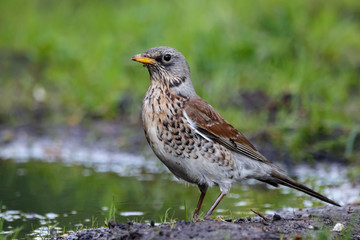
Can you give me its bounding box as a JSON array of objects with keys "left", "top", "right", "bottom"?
[{"left": 163, "top": 54, "right": 172, "bottom": 62}]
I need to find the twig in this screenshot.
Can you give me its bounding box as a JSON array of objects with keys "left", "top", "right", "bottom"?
[{"left": 250, "top": 209, "right": 269, "bottom": 222}]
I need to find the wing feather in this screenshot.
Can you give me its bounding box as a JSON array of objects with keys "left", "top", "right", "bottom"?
[{"left": 184, "top": 96, "right": 272, "bottom": 164}]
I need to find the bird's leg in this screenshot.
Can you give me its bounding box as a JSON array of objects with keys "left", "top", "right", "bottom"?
[
  {"left": 193, "top": 185, "right": 207, "bottom": 220},
  {"left": 204, "top": 192, "right": 226, "bottom": 220},
  {"left": 193, "top": 191, "right": 206, "bottom": 220}
]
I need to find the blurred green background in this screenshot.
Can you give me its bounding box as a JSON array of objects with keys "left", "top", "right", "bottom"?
[{"left": 0, "top": 0, "right": 359, "bottom": 161}]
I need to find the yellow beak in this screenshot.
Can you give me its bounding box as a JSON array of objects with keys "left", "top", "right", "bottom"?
[{"left": 131, "top": 54, "right": 156, "bottom": 64}]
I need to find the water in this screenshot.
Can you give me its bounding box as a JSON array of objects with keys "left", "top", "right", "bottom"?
[{"left": 0, "top": 137, "right": 358, "bottom": 239}]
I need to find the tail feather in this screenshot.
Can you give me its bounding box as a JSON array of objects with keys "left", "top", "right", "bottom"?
[{"left": 270, "top": 171, "right": 341, "bottom": 207}]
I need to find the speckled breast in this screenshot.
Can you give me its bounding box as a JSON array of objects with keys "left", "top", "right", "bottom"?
[{"left": 141, "top": 83, "right": 236, "bottom": 186}]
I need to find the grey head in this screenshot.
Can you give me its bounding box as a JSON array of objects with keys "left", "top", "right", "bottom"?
[{"left": 132, "top": 46, "right": 197, "bottom": 98}]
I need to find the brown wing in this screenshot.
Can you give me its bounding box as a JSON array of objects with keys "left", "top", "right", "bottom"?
[{"left": 184, "top": 96, "right": 272, "bottom": 164}]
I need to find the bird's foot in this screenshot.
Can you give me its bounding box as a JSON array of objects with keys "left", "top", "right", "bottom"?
[{"left": 203, "top": 214, "right": 211, "bottom": 220}]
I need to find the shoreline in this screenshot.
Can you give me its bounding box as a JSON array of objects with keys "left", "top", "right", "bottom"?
[{"left": 51, "top": 204, "right": 360, "bottom": 240}]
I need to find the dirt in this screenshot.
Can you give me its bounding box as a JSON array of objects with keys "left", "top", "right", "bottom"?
[{"left": 51, "top": 204, "right": 360, "bottom": 240}]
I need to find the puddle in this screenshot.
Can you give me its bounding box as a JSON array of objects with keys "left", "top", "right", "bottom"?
[
  {"left": 0, "top": 135, "right": 160, "bottom": 176},
  {"left": 0, "top": 134, "right": 359, "bottom": 238}
]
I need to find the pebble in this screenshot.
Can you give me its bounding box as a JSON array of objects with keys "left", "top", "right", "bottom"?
[
  {"left": 272, "top": 214, "right": 282, "bottom": 221},
  {"left": 332, "top": 223, "right": 344, "bottom": 232}
]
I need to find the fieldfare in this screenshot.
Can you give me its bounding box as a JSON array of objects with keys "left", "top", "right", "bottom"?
[{"left": 131, "top": 46, "right": 340, "bottom": 219}]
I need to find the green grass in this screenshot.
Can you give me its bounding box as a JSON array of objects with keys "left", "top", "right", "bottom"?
[
  {"left": 159, "top": 208, "right": 175, "bottom": 224},
  {"left": 184, "top": 200, "right": 189, "bottom": 221},
  {"left": 0, "top": 0, "right": 359, "bottom": 161},
  {"left": 104, "top": 200, "right": 117, "bottom": 226}
]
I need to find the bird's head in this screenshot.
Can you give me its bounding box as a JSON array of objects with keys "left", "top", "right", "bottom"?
[{"left": 132, "top": 46, "right": 196, "bottom": 97}]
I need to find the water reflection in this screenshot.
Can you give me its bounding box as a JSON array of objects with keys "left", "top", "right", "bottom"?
[
  {"left": 0, "top": 137, "right": 359, "bottom": 238},
  {"left": 0, "top": 137, "right": 159, "bottom": 176},
  {"left": 1, "top": 158, "right": 356, "bottom": 239}
]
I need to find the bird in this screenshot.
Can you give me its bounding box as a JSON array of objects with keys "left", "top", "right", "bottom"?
[{"left": 131, "top": 46, "right": 341, "bottom": 220}]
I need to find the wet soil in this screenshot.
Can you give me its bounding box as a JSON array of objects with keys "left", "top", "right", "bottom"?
[{"left": 52, "top": 204, "right": 360, "bottom": 240}]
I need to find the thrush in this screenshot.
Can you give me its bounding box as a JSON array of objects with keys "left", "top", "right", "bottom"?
[{"left": 131, "top": 46, "right": 340, "bottom": 219}]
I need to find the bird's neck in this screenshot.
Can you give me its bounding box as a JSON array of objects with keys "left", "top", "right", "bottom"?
[
  {"left": 148, "top": 68, "right": 197, "bottom": 98},
  {"left": 143, "top": 80, "right": 188, "bottom": 116}
]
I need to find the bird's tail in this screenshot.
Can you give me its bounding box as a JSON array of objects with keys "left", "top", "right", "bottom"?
[{"left": 268, "top": 171, "right": 341, "bottom": 207}]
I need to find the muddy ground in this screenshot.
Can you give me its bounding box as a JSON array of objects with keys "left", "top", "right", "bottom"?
[{"left": 51, "top": 204, "right": 360, "bottom": 240}]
